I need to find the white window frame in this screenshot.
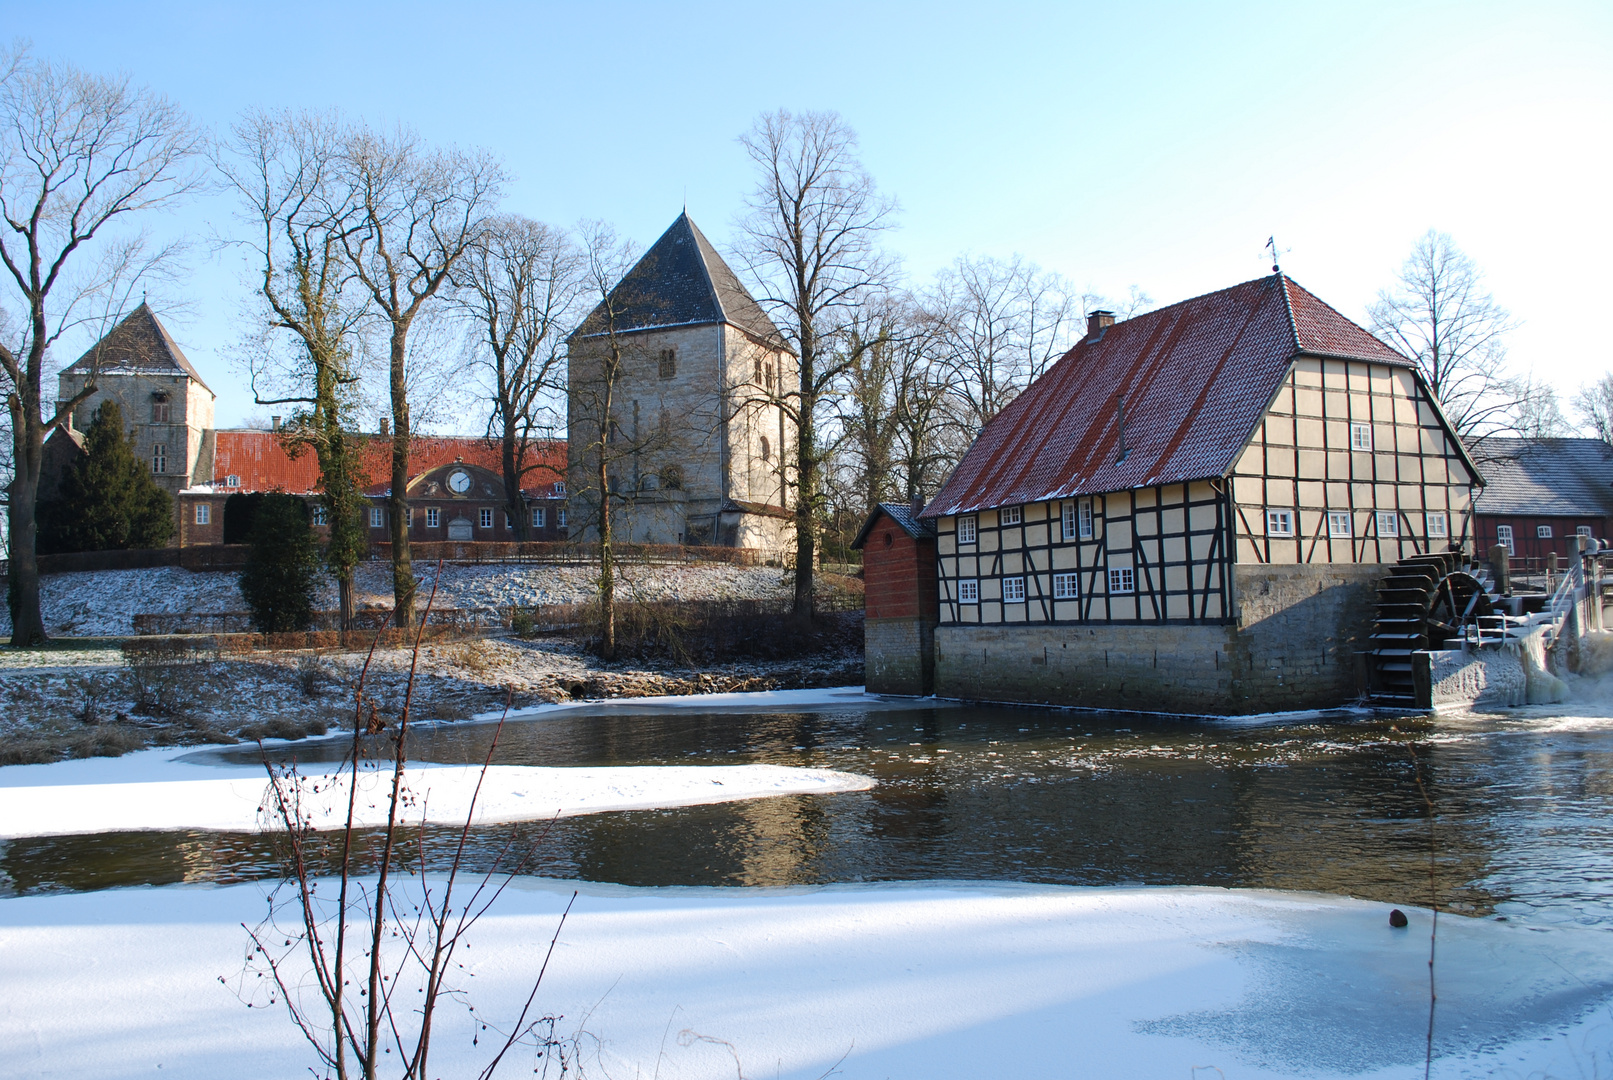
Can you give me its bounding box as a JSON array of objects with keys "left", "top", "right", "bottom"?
[
  {"left": 152, "top": 444, "right": 166, "bottom": 474},
  {"left": 1496, "top": 524, "right": 1514, "bottom": 553},
  {"left": 225, "top": 474, "right": 240, "bottom": 488},
  {"left": 1376, "top": 511, "right": 1400, "bottom": 537},
  {"left": 1000, "top": 505, "right": 1021, "bottom": 526},
  {"left": 194, "top": 502, "right": 210, "bottom": 526},
  {"left": 310, "top": 505, "right": 327, "bottom": 526},
  {"left": 1537, "top": 524, "right": 1553, "bottom": 539},
  {"left": 1078, "top": 499, "right": 1094, "bottom": 539},
  {"left": 405, "top": 508, "right": 414, "bottom": 528},
  {"left": 1350, "top": 423, "right": 1373, "bottom": 451},
  {"left": 1425, "top": 512, "right": 1448, "bottom": 539},
  {"left": 958, "top": 578, "right": 979, "bottom": 604},
  {"left": 479, "top": 507, "right": 494, "bottom": 529},
  {"left": 1265, "top": 509, "right": 1295, "bottom": 537},
  {"left": 957, "top": 515, "right": 978, "bottom": 545},
  {"left": 1052, "top": 572, "right": 1079, "bottom": 599},
  {"left": 1577, "top": 525, "right": 1593, "bottom": 538},
  {"left": 1327, "top": 511, "right": 1352, "bottom": 538},
  {"left": 369, "top": 507, "right": 384, "bottom": 529},
  {"left": 557, "top": 509, "right": 567, "bottom": 528},
  {"left": 531, "top": 506, "right": 546, "bottom": 529},
  {"left": 1108, "top": 567, "right": 1135, "bottom": 594},
  {"left": 426, "top": 507, "right": 440, "bottom": 529},
  {"left": 1003, "top": 576, "right": 1026, "bottom": 603}
]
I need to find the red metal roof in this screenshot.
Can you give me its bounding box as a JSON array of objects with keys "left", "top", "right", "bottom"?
[
  {"left": 211, "top": 431, "right": 567, "bottom": 498},
  {"left": 923, "top": 274, "right": 1411, "bottom": 517}
]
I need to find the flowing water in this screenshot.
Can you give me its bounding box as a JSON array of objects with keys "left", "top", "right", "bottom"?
[{"left": 5, "top": 697, "right": 1613, "bottom": 929}]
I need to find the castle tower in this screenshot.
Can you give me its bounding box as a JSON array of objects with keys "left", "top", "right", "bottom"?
[{"left": 566, "top": 213, "right": 794, "bottom": 551}]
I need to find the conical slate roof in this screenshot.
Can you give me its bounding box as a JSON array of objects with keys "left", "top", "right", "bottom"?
[
  {"left": 62, "top": 303, "right": 212, "bottom": 393},
  {"left": 572, "top": 213, "right": 781, "bottom": 344}
]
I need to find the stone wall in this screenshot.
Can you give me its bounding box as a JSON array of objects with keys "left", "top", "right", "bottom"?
[
  {"left": 931, "top": 562, "right": 1384, "bottom": 714},
  {"left": 866, "top": 616, "right": 935, "bottom": 696}
]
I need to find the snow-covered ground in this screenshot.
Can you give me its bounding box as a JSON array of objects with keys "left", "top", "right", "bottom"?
[
  {"left": 3, "top": 878, "right": 1609, "bottom": 1079},
  {"left": 0, "top": 761, "right": 875, "bottom": 838},
  {"left": 0, "top": 560, "right": 807, "bottom": 638}
]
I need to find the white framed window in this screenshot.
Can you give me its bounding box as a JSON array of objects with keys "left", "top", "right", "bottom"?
[
  {"left": 1350, "top": 423, "right": 1373, "bottom": 451},
  {"left": 531, "top": 506, "right": 546, "bottom": 528},
  {"left": 426, "top": 507, "right": 440, "bottom": 529},
  {"left": 504, "top": 511, "right": 513, "bottom": 529},
  {"left": 152, "top": 444, "right": 166, "bottom": 474},
  {"left": 1265, "top": 509, "right": 1295, "bottom": 537},
  {"left": 1376, "top": 511, "right": 1400, "bottom": 537},
  {"left": 1496, "top": 524, "right": 1514, "bottom": 553},
  {"left": 1079, "top": 499, "right": 1094, "bottom": 538},
  {"left": 194, "top": 503, "right": 210, "bottom": 526},
  {"left": 554, "top": 481, "right": 566, "bottom": 496},
  {"left": 225, "top": 474, "right": 240, "bottom": 488},
  {"left": 957, "top": 515, "right": 978, "bottom": 544},
  {"left": 310, "top": 505, "right": 327, "bottom": 526},
  {"left": 1000, "top": 505, "right": 1022, "bottom": 526},
  {"left": 1108, "top": 567, "right": 1135, "bottom": 594},
  {"left": 1061, "top": 502, "right": 1077, "bottom": 540},
  {"left": 1577, "top": 525, "right": 1593, "bottom": 538},
  {"left": 958, "top": 578, "right": 979, "bottom": 604},
  {"left": 479, "top": 507, "right": 494, "bottom": 529},
  {"left": 369, "top": 507, "right": 384, "bottom": 529},
  {"left": 1327, "top": 511, "right": 1352, "bottom": 538},
  {"left": 1053, "top": 572, "right": 1079, "bottom": 599},
  {"left": 1426, "top": 512, "right": 1448, "bottom": 539},
  {"left": 1537, "top": 524, "right": 1553, "bottom": 539},
  {"left": 557, "top": 509, "right": 568, "bottom": 528},
  {"left": 1003, "top": 576, "right": 1026, "bottom": 603},
  {"left": 405, "top": 508, "right": 414, "bottom": 528}
]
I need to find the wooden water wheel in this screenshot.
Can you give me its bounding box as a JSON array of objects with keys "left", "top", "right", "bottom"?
[{"left": 1369, "top": 552, "right": 1495, "bottom": 704}]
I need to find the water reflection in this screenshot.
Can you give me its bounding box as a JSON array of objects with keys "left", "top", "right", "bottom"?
[{"left": 4, "top": 703, "right": 1611, "bottom": 928}]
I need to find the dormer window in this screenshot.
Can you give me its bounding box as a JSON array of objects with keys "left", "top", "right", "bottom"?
[{"left": 225, "top": 474, "right": 240, "bottom": 488}]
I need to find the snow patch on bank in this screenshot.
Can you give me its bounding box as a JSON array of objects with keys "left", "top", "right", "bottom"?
[
  {"left": 1, "top": 879, "right": 1609, "bottom": 1079},
  {"left": 0, "top": 763, "right": 876, "bottom": 839}
]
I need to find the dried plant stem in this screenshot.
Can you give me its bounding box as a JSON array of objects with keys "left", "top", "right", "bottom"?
[{"left": 1407, "top": 743, "right": 1438, "bottom": 1080}]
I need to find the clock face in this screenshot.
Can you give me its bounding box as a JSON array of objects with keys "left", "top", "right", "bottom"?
[{"left": 447, "top": 470, "right": 471, "bottom": 494}]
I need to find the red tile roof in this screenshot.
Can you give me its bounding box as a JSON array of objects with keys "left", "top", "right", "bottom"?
[
  {"left": 210, "top": 431, "right": 567, "bottom": 498},
  {"left": 924, "top": 274, "right": 1411, "bottom": 517}
]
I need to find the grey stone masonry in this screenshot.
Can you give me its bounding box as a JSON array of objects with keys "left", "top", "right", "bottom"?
[{"left": 866, "top": 616, "right": 936, "bottom": 695}]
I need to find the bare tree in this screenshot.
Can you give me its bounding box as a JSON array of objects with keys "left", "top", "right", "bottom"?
[
  {"left": 0, "top": 49, "right": 201, "bottom": 644},
  {"left": 1574, "top": 373, "right": 1613, "bottom": 446},
  {"left": 736, "top": 109, "right": 896, "bottom": 617},
  {"left": 217, "top": 109, "right": 373, "bottom": 632},
  {"left": 455, "top": 214, "right": 582, "bottom": 540},
  {"left": 338, "top": 126, "right": 504, "bottom": 628},
  {"left": 1369, "top": 230, "right": 1519, "bottom": 445},
  {"left": 1509, "top": 374, "right": 1568, "bottom": 440}
]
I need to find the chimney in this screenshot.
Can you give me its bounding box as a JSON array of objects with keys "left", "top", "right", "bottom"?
[
  {"left": 379, "top": 416, "right": 390, "bottom": 436},
  {"left": 1087, "top": 310, "right": 1116, "bottom": 340},
  {"left": 910, "top": 494, "right": 924, "bottom": 517},
  {"left": 270, "top": 415, "right": 281, "bottom": 431}
]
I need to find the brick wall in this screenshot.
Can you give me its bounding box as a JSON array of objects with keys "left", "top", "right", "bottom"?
[{"left": 863, "top": 519, "right": 938, "bottom": 620}]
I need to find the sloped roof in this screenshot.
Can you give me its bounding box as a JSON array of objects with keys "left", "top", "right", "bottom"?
[
  {"left": 62, "top": 303, "right": 213, "bottom": 394},
  {"left": 852, "top": 502, "right": 937, "bottom": 548},
  {"left": 210, "top": 430, "right": 567, "bottom": 498},
  {"left": 1470, "top": 437, "right": 1613, "bottom": 517},
  {"left": 572, "top": 213, "right": 781, "bottom": 343},
  {"left": 924, "top": 274, "right": 1413, "bottom": 517}
]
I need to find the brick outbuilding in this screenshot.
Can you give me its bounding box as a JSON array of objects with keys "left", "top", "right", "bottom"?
[{"left": 852, "top": 503, "right": 938, "bottom": 695}]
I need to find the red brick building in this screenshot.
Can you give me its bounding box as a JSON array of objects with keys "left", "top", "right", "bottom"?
[
  {"left": 178, "top": 430, "right": 568, "bottom": 546},
  {"left": 853, "top": 503, "right": 939, "bottom": 694},
  {"left": 1470, "top": 437, "right": 1613, "bottom": 562}
]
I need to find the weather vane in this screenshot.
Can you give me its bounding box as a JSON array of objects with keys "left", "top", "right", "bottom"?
[{"left": 1265, "top": 236, "right": 1287, "bottom": 274}]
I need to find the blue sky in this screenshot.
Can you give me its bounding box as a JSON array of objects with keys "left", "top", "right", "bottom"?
[{"left": 11, "top": 0, "right": 1612, "bottom": 428}]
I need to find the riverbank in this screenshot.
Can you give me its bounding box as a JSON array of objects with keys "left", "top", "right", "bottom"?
[{"left": 3, "top": 876, "right": 1609, "bottom": 1079}]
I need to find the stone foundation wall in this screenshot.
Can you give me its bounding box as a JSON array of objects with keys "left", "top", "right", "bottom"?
[
  {"left": 866, "top": 616, "right": 936, "bottom": 696},
  {"left": 930, "top": 563, "right": 1384, "bottom": 714}
]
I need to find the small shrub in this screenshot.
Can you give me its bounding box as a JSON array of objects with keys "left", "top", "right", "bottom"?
[
  {"left": 509, "top": 606, "right": 537, "bottom": 638},
  {"left": 0, "top": 739, "right": 60, "bottom": 766},
  {"left": 73, "top": 677, "right": 105, "bottom": 725},
  {"left": 450, "top": 639, "right": 497, "bottom": 677},
  {"left": 67, "top": 724, "right": 145, "bottom": 758},
  {"left": 295, "top": 653, "right": 326, "bottom": 697},
  {"left": 122, "top": 638, "right": 210, "bottom": 717}
]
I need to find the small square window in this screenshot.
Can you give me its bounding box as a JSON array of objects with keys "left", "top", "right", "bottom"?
[
  {"left": 1053, "top": 572, "right": 1079, "bottom": 599},
  {"left": 194, "top": 503, "right": 210, "bottom": 525},
  {"left": 310, "top": 505, "right": 328, "bottom": 526},
  {"left": 1350, "top": 423, "right": 1373, "bottom": 451},
  {"left": 1108, "top": 567, "right": 1135, "bottom": 594},
  {"left": 957, "top": 515, "right": 977, "bottom": 544},
  {"left": 532, "top": 507, "right": 546, "bottom": 528},
  {"left": 426, "top": 507, "right": 440, "bottom": 529},
  {"left": 369, "top": 507, "right": 384, "bottom": 529},
  {"left": 1496, "top": 524, "right": 1514, "bottom": 553},
  {"left": 1577, "top": 525, "right": 1593, "bottom": 538},
  {"left": 479, "top": 508, "right": 493, "bottom": 529},
  {"left": 1376, "top": 511, "right": 1400, "bottom": 537},
  {"left": 1328, "top": 511, "right": 1352, "bottom": 538},
  {"left": 1426, "top": 512, "right": 1448, "bottom": 539},
  {"left": 1000, "top": 505, "right": 1021, "bottom": 526},
  {"left": 1537, "top": 524, "right": 1554, "bottom": 539},
  {"left": 958, "top": 578, "right": 979, "bottom": 604},
  {"left": 1266, "top": 509, "right": 1295, "bottom": 537},
  {"left": 1003, "top": 576, "right": 1026, "bottom": 603},
  {"left": 225, "top": 474, "right": 240, "bottom": 488},
  {"left": 554, "top": 481, "right": 566, "bottom": 496}
]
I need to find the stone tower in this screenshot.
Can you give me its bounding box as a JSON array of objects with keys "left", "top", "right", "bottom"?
[{"left": 566, "top": 213, "right": 794, "bottom": 551}]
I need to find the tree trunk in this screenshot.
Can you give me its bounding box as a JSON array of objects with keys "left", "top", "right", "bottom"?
[
  {"left": 792, "top": 339, "right": 816, "bottom": 618},
  {"left": 502, "top": 423, "right": 528, "bottom": 542},
  {"left": 337, "top": 574, "right": 355, "bottom": 636},
  {"left": 8, "top": 385, "right": 49, "bottom": 645},
  {"left": 388, "top": 328, "right": 415, "bottom": 629},
  {"left": 597, "top": 431, "right": 615, "bottom": 660}
]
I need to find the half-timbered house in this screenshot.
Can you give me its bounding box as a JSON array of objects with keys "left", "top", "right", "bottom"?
[{"left": 877, "top": 273, "right": 1483, "bottom": 714}]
